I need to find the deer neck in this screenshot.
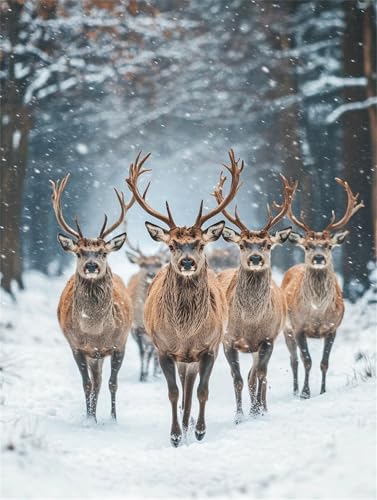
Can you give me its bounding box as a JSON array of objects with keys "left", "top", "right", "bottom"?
[
  {"left": 163, "top": 263, "right": 211, "bottom": 332},
  {"left": 234, "top": 267, "right": 272, "bottom": 318},
  {"left": 302, "top": 264, "right": 336, "bottom": 310},
  {"left": 73, "top": 267, "right": 114, "bottom": 334}
]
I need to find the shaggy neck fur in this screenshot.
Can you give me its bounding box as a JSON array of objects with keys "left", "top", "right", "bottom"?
[
  {"left": 302, "top": 264, "right": 336, "bottom": 310},
  {"left": 73, "top": 266, "right": 114, "bottom": 334},
  {"left": 234, "top": 267, "right": 272, "bottom": 319},
  {"left": 162, "top": 262, "right": 211, "bottom": 334}
]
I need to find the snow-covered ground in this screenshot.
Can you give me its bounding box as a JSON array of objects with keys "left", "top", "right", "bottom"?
[{"left": 1, "top": 260, "right": 376, "bottom": 499}]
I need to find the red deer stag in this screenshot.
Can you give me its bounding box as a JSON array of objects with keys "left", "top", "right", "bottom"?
[
  {"left": 126, "top": 240, "right": 167, "bottom": 381},
  {"left": 50, "top": 174, "right": 133, "bottom": 421},
  {"left": 214, "top": 174, "right": 296, "bottom": 422},
  {"left": 283, "top": 178, "right": 364, "bottom": 398},
  {"left": 126, "top": 150, "right": 243, "bottom": 446}
]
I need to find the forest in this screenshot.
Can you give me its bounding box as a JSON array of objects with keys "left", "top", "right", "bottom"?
[
  {"left": 1, "top": 0, "right": 376, "bottom": 300},
  {"left": 1, "top": 1, "right": 376, "bottom": 499}
]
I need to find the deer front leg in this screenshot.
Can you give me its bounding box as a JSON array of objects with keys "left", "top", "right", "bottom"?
[
  {"left": 196, "top": 351, "right": 216, "bottom": 441},
  {"left": 320, "top": 332, "right": 336, "bottom": 394},
  {"left": 223, "top": 343, "right": 244, "bottom": 423},
  {"left": 133, "top": 328, "right": 146, "bottom": 382},
  {"left": 88, "top": 358, "right": 104, "bottom": 421},
  {"left": 159, "top": 354, "right": 182, "bottom": 447},
  {"left": 250, "top": 340, "right": 273, "bottom": 415},
  {"left": 109, "top": 350, "right": 125, "bottom": 420},
  {"left": 72, "top": 350, "right": 94, "bottom": 420},
  {"left": 296, "top": 332, "right": 312, "bottom": 399},
  {"left": 284, "top": 329, "right": 299, "bottom": 396}
]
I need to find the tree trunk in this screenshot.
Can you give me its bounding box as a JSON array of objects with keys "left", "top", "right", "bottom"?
[{"left": 342, "top": 1, "right": 374, "bottom": 300}]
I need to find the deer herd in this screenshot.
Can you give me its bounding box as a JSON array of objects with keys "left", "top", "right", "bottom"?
[{"left": 50, "top": 150, "right": 363, "bottom": 447}]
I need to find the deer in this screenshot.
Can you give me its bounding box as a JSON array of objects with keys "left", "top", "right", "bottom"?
[
  {"left": 214, "top": 174, "right": 296, "bottom": 422},
  {"left": 126, "top": 150, "right": 243, "bottom": 447},
  {"left": 282, "top": 178, "right": 364, "bottom": 399},
  {"left": 126, "top": 239, "right": 168, "bottom": 381},
  {"left": 50, "top": 174, "right": 134, "bottom": 422}
]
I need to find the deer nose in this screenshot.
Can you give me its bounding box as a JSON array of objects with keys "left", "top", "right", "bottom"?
[
  {"left": 313, "top": 254, "right": 326, "bottom": 265},
  {"left": 249, "top": 255, "right": 262, "bottom": 265},
  {"left": 85, "top": 261, "right": 99, "bottom": 273},
  {"left": 181, "top": 258, "right": 195, "bottom": 270}
]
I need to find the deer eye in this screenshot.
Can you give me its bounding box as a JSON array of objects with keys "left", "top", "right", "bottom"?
[
  {"left": 239, "top": 244, "right": 244, "bottom": 250},
  {"left": 168, "top": 245, "right": 174, "bottom": 251},
  {"left": 266, "top": 244, "right": 271, "bottom": 250},
  {"left": 199, "top": 244, "right": 205, "bottom": 251},
  {"left": 76, "top": 253, "right": 81, "bottom": 258}
]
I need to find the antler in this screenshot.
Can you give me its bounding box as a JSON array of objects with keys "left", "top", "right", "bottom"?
[
  {"left": 324, "top": 178, "right": 364, "bottom": 232},
  {"left": 262, "top": 174, "right": 298, "bottom": 232},
  {"left": 194, "top": 149, "right": 244, "bottom": 228},
  {"left": 213, "top": 170, "right": 248, "bottom": 231},
  {"left": 126, "top": 152, "right": 176, "bottom": 229},
  {"left": 49, "top": 174, "right": 83, "bottom": 239},
  {"left": 126, "top": 237, "right": 144, "bottom": 258},
  {"left": 98, "top": 189, "right": 133, "bottom": 240}
]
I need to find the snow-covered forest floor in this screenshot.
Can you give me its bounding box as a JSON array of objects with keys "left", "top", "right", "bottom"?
[{"left": 1, "top": 260, "right": 376, "bottom": 499}]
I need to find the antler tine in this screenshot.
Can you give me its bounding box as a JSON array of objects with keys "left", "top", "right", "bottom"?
[
  {"left": 126, "top": 152, "right": 176, "bottom": 229},
  {"left": 99, "top": 188, "right": 128, "bottom": 239},
  {"left": 324, "top": 177, "right": 364, "bottom": 232},
  {"left": 212, "top": 171, "right": 248, "bottom": 231},
  {"left": 194, "top": 149, "right": 243, "bottom": 228},
  {"left": 262, "top": 174, "right": 298, "bottom": 232},
  {"left": 49, "top": 173, "right": 81, "bottom": 239}
]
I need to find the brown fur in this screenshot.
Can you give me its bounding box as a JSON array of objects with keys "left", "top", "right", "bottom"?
[{"left": 58, "top": 269, "right": 132, "bottom": 358}]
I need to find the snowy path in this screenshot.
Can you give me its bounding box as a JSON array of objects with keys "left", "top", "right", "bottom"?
[{"left": 1, "top": 269, "right": 376, "bottom": 499}]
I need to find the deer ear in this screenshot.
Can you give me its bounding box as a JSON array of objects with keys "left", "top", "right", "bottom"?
[
  {"left": 105, "top": 232, "right": 127, "bottom": 252},
  {"left": 125, "top": 251, "right": 140, "bottom": 264},
  {"left": 202, "top": 221, "right": 225, "bottom": 243},
  {"left": 145, "top": 222, "right": 170, "bottom": 243},
  {"left": 222, "top": 226, "right": 241, "bottom": 244},
  {"left": 288, "top": 231, "right": 305, "bottom": 247},
  {"left": 271, "top": 227, "right": 292, "bottom": 247},
  {"left": 331, "top": 230, "right": 349, "bottom": 246},
  {"left": 57, "top": 234, "right": 78, "bottom": 253}
]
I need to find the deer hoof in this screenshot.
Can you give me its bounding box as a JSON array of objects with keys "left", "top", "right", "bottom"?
[
  {"left": 170, "top": 433, "right": 182, "bottom": 447},
  {"left": 195, "top": 429, "right": 206, "bottom": 441},
  {"left": 300, "top": 390, "right": 310, "bottom": 399},
  {"left": 234, "top": 411, "right": 244, "bottom": 425}
]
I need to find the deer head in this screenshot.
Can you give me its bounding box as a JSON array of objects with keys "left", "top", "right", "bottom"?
[
  {"left": 125, "top": 239, "right": 168, "bottom": 279},
  {"left": 126, "top": 150, "right": 243, "bottom": 278},
  {"left": 214, "top": 174, "right": 296, "bottom": 272},
  {"left": 50, "top": 174, "right": 133, "bottom": 280},
  {"left": 287, "top": 178, "right": 364, "bottom": 269}
]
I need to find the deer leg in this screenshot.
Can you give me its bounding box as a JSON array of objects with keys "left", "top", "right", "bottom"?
[
  {"left": 224, "top": 344, "right": 244, "bottom": 423},
  {"left": 144, "top": 341, "right": 155, "bottom": 381},
  {"left": 134, "top": 328, "right": 146, "bottom": 382},
  {"left": 72, "top": 351, "right": 94, "bottom": 420},
  {"left": 251, "top": 340, "right": 273, "bottom": 415},
  {"left": 88, "top": 358, "right": 104, "bottom": 421},
  {"left": 247, "top": 353, "right": 258, "bottom": 412},
  {"left": 297, "top": 333, "right": 312, "bottom": 399},
  {"left": 153, "top": 349, "right": 161, "bottom": 377},
  {"left": 109, "top": 350, "right": 125, "bottom": 420},
  {"left": 160, "top": 354, "right": 181, "bottom": 447},
  {"left": 177, "top": 362, "right": 186, "bottom": 412},
  {"left": 182, "top": 363, "right": 198, "bottom": 435},
  {"left": 284, "top": 329, "right": 299, "bottom": 395},
  {"left": 196, "top": 351, "right": 216, "bottom": 441},
  {"left": 320, "top": 332, "right": 336, "bottom": 394}
]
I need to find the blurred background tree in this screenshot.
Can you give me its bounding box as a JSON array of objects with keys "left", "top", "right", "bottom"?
[{"left": 1, "top": 0, "right": 376, "bottom": 300}]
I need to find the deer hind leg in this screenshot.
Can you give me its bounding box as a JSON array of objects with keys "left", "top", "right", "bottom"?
[
  {"left": 247, "top": 353, "right": 258, "bottom": 413},
  {"left": 72, "top": 350, "right": 94, "bottom": 420},
  {"left": 143, "top": 339, "right": 155, "bottom": 381},
  {"left": 153, "top": 348, "right": 161, "bottom": 377},
  {"left": 251, "top": 340, "right": 273, "bottom": 415},
  {"left": 182, "top": 363, "right": 198, "bottom": 435},
  {"left": 160, "top": 354, "right": 182, "bottom": 447},
  {"left": 88, "top": 358, "right": 104, "bottom": 421},
  {"left": 109, "top": 350, "right": 125, "bottom": 420},
  {"left": 320, "top": 332, "right": 336, "bottom": 394},
  {"left": 284, "top": 329, "right": 299, "bottom": 396},
  {"left": 134, "top": 328, "right": 147, "bottom": 382},
  {"left": 297, "top": 332, "right": 312, "bottom": 399},
  {"left": 223, "top": 343, "right": 244, "bottom": 424},
  {"left": 196, "top": 351, "right": 216, "bottom": 441}
]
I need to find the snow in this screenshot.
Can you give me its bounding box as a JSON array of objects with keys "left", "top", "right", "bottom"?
[{"left": 1, "top": 265, "right": 376, "bottom": 499}]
